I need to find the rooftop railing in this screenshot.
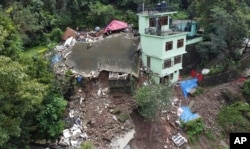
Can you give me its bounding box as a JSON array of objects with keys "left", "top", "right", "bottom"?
[{"left": 137, "top": 4, "right": 177, "bottom": 15}]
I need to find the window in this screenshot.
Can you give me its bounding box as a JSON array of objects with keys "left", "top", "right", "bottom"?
[
  {"left": 160, "top": 16, "right": 168, "bottom": 25},
  {"left": 147, "top": 56, "right": 151, "bottom": 68},
  {"left": 177, "top": 39, "right": 184, "bottom": 48},
  {"left": 163, "top": 59, "right": 171, "bottom": 68},
  {"left": 165, "top": 41, "right": 173, "bottom": 51},
  {"left": 169, "top": 73, "right": 173, "bottom": 80},
  {"left": 149, "top": 18, "right": 156, "bottom": 27},
  {"left": 174, "top": 56, "right": 182, "bottom": 64}
]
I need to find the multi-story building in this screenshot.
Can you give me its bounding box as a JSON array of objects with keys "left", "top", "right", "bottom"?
[{"left": 137, "top": 2, "right": 202, "bottom": 84}]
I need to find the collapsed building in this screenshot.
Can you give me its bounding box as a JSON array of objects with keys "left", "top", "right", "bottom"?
[{"left": 52, "top": 22, "right": 140, "bottom": 94}]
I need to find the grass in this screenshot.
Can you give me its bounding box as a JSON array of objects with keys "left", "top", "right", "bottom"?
[
  {"left": 23, "top": 45, "right": 48, "bottom": 57},
  {"left": 23, "top": 42, "right": 57, "bottom": 57}
]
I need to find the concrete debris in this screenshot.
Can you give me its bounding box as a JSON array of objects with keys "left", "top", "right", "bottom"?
[
  {"left": 63, "top": 129, "right": 72, "bottom": 138},
  {"left": 171, "top": 133, "right": 187, "bottom": 147},
  {"left": 124, "top": 144, "right": 131, "bottom": 149},
  {"left": 79, "top": 96, "right": 84, "bottom": 104},
  {"left": 64, "top": 36, "right": 76, "bottom": 47},
  {"left": 69, "top": 109, "right": 74, "bottom": 118},
  {"left": 97, "top": 88, "right": 109, "bottom": 97},
  {"left": 109, "top": 72, "right": 128, "bottom": 80},
  {"left": 111, "top": 129, "right": 135, "bottom": 149}
]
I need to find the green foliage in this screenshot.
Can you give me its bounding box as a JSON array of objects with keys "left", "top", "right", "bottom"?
[
  {"left": 209, "top": 64, "right": 225, "bottom": 75},
  {"left": 117, "top": 113, "right": 129, "bottom": 122},
  {"left": 44, "top": 27, "right": 63, "bottom": 43},
  {"left": 23, "top": 45, "right": 48, "bottom": 57},
  {"left": 134, "top": 84, "right": 172, "bottom": 121},
  {"left": 0, "top": 56, "right": 47, "bottom": 147},
  {"left": 0, "top": 11, "right": 22, "bottom": 59},
  {"left": 87, "top": 2, "right": 116, "bottom": 27},
  {"left": 193, "top": 87, "right": 204, "bottom": 96},
  {"left": 182, "top": 118, "right": 204, "bottom": 137},
  {"left": 111, "top": 109, "right": 121, "bottom": 115},
  {"left": 172, "top": 11, "right": 188, "bottom": 19},
  {"left": 80, "top": 141, "right": 94, "bottom": 149},
  {"left": 242, "top": 79, "right": 250, "bottom": 103},
  {"left": 191, "top": 0, "right": 250, "bottom": 61},
  {"left": 217, "top": 101, "right": 250, "bottom": 134},
  {"left": 35, "top": 95, "right": 67, "bottom": 141}
]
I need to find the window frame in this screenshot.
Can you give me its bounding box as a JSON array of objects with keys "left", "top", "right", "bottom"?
[
  {"left": 165, "top": 41, "right": 173, "bottom": 51},
  {"left": 174, "top": 55, "right": 182, "bottom": 64},
  {"left": 160, "top": 16, "right": 168, "bottom": 25},
  {"left": 163, "top": 59, "right": 171, "bottom": 69},
  {"left": 177, "top": 39, "right": 184, "bottom": 48}
]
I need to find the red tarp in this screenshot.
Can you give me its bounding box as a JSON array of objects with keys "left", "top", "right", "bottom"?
[
  {"left": 190, "top": 69, "right": 203, "bottom": 82},
  {"left": 104, "top": 20, "right": 128, "bottom": 33}
]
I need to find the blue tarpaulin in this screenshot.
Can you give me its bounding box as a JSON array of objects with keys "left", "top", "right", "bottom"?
[
  {"left": 179, "top": 78, "right": 198, "bottom": 98},
  {"left": 179, "top": 106, "right": 200, "bottom": 123},
  {"left": 52, "top": 54, "right": 61, "bottom": 64},
  {"left": 76, "top": 75, "right": 83, "bottom": 83}
]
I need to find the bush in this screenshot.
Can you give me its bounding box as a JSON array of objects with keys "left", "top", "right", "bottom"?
[
  {"left": 242, "top": 79, "right": 250, "bottom": 103},
  {"left": 193, "top": 87, "right": 204, "bottom": 96},
  {"left": 217, "top": 102, "right": 250, "bottom": 134},
  {"left": 182, "top": 118, "right": 204, "bottom": 137},
  {"left": 80, "top": 141, "right": 93, "bottom": 149},
  {"left": 134, "top": 84, "right": 172, "bottom": 121}
]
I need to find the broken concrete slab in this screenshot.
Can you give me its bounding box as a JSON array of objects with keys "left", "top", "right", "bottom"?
[
  {"left": 65, "top": 33, "right": 140, "bottom": 78},
  {"left": 63, "top": 129, "right": 72, "bottom": 138},
  {"left": 111, "top": 129, "right": 135, "bottom": 149}
]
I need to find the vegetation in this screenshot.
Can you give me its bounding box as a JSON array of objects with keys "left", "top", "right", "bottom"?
[
  {"left": 191, "top": 0, "right": 250, "bottom": 63},
  {"left": 217, "top": 102, "right": 250, "bottom": 134},
  {"left": 242, "top": 79, "right": 250, "bottom": 103},
  {"left": 1, "top": 0, "right": 250, "bottom": 148},
  {"left": 80, "top": 141, "right": 94, "bottom": 149},
  {"left": 134, "top": 83, "right": 172, "bottom": 121},
  {"left": 182, "top": 118, "right": 204, "bottom": 137}
]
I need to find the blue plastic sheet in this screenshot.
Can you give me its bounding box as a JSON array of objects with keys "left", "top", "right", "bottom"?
[
  {"left": 52, "top": 54, "right": 61, "bottom": 64},
  {"left": 179, "top": 78, "right": 198, "bottom": 98},
  {"left": 179, "top": 106, "right": 200, "bottom": 123},
  {"left": 76, "top": 75, "right": 83, "bottom": 83}
]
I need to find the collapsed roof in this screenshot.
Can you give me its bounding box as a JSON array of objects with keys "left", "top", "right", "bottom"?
[
  {"left": 62, "top": 27, "right": 78, "bottom": 40},
  {"left": 104, "top": 20, "right": 128, "bottom": 33},
  {"left": 65, "top": 33, "right": 140, "bottom": 78}
]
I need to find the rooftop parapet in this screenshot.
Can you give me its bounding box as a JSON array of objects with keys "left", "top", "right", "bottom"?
[{"left": 137, "top": 1, "right": 177, "bottom": 15}]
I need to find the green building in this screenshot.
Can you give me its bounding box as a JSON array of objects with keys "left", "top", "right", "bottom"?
[{"left": 138, "top": 4, "right": 202, "bottom": 84}]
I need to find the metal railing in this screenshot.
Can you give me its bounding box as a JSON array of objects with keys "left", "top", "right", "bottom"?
[{"left": 137, "top": 5, "right": 177, "bottom": 15}]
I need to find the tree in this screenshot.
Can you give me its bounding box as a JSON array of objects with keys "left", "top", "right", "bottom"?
[
  {"left": 134, "top": 84, "right": 172, "bottom": 121},
  {"left": 87, "top": 1, "right": 116, "bottom": 27},
  {"left": 34, "top": 94, "right": 67, "bottom": 141},
  {"left": 191, "top": 0, "right": 250, "bottom": 61},
  {"left": 0, "top": 12, "right": 22, "bottom": 59},
  {"left": 0, "top": 56, "right": 47, "bottom": 147}
]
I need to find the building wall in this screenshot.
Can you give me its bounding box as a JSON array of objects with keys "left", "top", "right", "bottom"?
[
  {"left": 141, "top": 33, "right": 187, "bottom": 59},
  {"left": 138, "top": 13, "right": 190, "bottom": 84}
]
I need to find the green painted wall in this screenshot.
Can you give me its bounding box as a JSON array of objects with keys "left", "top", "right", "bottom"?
[
  {"left": 141, "top": 33, "right": 187, "bottom": 59},
  {"left": 138, "top": 12, "right": 190, "bottom": 84}
]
